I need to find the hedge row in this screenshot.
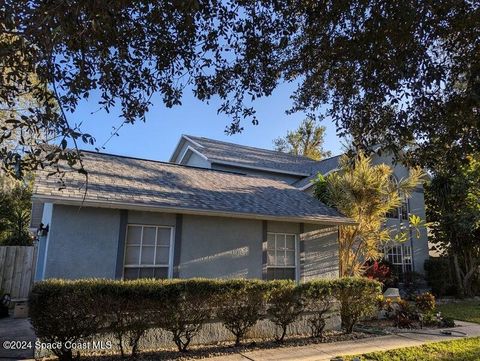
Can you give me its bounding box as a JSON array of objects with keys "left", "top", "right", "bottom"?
[{"left": 29, "top": 277, "right": 381, "bottom": 360}]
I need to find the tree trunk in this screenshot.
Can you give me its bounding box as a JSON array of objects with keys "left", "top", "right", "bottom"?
[{"left": 453, "top": 254, "right": 478, "bottom": 297}]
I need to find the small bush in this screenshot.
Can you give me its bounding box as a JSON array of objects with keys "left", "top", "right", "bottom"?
[
  {"left": 332, "top": 277, "right": 382, "bottom": 333},
  {"left": 394, "top": 299, "right": 418, "bottom": 328},
  {"left": 30, "top": 280, "right": 107, "bottom": 361},
  {"left": 364, "top": 260, "right": 397, "bottom": 289},
  {"left": 416, "top": 292, "right": 436, "bottom": 313},
  {"left": 216, "top": 280, "right": 267, "bottom": 346},
  {"left": 299, "top": 280, "right": 334, "bottom": 338},
  {"left": 159, "top": 280, "right": 219, "bottom": 352},
  {"left": 103, "top": 297, "right": 156, "bottom": 358},
  {"left": 266, "top": 280, "right": 304, "bottom": 342}
]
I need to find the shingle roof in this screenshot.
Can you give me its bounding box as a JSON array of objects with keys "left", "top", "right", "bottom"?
[
  {"left": 184, "top": 135, "right": 319, "bottom": 176},
  {"left": 292, "top": 155, "right": 341, "bottom": 189},
  {"left": 182, "top": 135, "right": 342, "bottom": 187},
  {"left": 33, "top": 151, "right": 352, "bottom": 224}
]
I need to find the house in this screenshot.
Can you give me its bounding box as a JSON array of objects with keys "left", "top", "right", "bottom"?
[
  {"left": 169, "top": 135, "right": 430, "bottom": 280},
  {"left": 31, "top": 135, "right": 429, "bottom": 282}
]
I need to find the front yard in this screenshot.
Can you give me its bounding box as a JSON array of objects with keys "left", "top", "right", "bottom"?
[
  {"left": 344, "top": 337, "right": 480, "bottom": 361},
  {"left": 437, "top": 300, "right": 480, "bottom": 324}
]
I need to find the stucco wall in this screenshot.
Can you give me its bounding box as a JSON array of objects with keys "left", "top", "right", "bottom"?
[
  {"left": 408, "top": 187, "right": 430, "bottom": 273},
  {"left": 178, "top": 215, "right": 263, "bottom": 279},
  {"left": 44, "top": 205, "right": 120, "bottom": 279},
  {"left": 301, "top": 224, "right": 339, "bottom": 280},
  {"left": 42, "top": 205, "right": 341, "bottom": 281},
  {"left": 372, "top": 153, "right": 430, "bottom": 273},
  {"left": 127, "top": 210, "right": 176, "bottom": 226}
]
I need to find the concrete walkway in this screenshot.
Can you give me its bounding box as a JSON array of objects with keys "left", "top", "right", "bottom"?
[
  {"left": 0, "top": 317, "right": 35, "bottom": 360},
  {"left": 1, "top": 318, "right": 479, "bottom": 361},
  {"left": 207, "top": 321, "right": 480, "bottom": 361}
]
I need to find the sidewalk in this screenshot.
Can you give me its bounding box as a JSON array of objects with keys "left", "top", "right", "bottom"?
[
  {"left": 206, "top": 321, "right": 480, "bottom": 361},
  {"left": 0, "top": 317, "right": 35, "bottom": 360}
]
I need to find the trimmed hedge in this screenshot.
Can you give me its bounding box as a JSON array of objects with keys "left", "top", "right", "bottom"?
[{"left": 30, "top": 277, "right": 381, "bottom": 360}]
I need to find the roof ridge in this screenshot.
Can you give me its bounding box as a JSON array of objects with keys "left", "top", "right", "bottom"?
[
  {"left": 79, "top": 149, "right": 295, "bottom": 185},
  {"left": 185, "top": 135, "right": 317, "bottom": 162}
]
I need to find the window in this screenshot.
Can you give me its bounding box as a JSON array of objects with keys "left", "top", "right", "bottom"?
[
  {"left": 384, "top": 244, "right": 413, "bottom": 282},
  {"left": 400, "top": 195, "right": 409, "bottom": 220},
  {"left": 123, "top": 225, "right": 173, "bottom": 280},
  {"left": 386, "top": 175, "right": 400, "bottom": 219},
  {"left": 266, "top": 233, "right": 297, "bottom": 280},
  {"left": 386, "top": 207, "right": 399, "bottom": 219}
]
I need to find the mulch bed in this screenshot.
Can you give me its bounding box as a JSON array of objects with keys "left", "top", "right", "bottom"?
[{"left": 56, "top": 331, "right": 376, "bottom": 361}]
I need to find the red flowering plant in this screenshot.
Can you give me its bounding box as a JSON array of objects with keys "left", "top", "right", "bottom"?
[{"left": 364, "top": 260, "right": 397, "bottom": 289}]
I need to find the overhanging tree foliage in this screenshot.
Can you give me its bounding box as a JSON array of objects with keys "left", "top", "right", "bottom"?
[
  {"left": 1, "top": 1, "right": 478, "bottom": 176},
  {"left": 0, "top": 172, "right": 33, "bottom": 245}
]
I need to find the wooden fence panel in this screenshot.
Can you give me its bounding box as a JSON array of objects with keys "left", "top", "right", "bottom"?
[{"left": 0, "top": 246, "right": 36, "bottom": 299}]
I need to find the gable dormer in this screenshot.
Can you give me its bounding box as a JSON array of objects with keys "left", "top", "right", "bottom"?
[{"left": 170, "top": 135, "right": 211, "bottom": 168}]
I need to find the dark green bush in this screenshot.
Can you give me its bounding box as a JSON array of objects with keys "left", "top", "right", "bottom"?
[
  {"left": 299, "top": 279, "right": 334, "bottom": 338},
  {"left": 331, "top": 277, "right": 382, "bottom": 333},
  {"left": 30, "top": 280, "right": 109, "bottom": 361},
  {"left": 216, "top": 280, "right": 268, "bottom": 346},
  {"left": 30, "top": 277, "right": 381, "bottom": 359},
  {"left": 266, "top": 280, "right": 304, "bottom": 342},
  {"left": 158, "top": 280, "right": 220, "bottom": 352},
  {"left": 424, "top": 258, "right": 457, "bottom": 296}
]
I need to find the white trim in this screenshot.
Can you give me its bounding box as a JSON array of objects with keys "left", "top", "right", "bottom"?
[
  {"left": 266, "top": 232, "right": 298, "bottom": 280},
  {"left": 32, "top": 195, "right": 356, "bottom": 225},
  {"left": 168, "top": 226, "right": 175, "bottom": 278},
  {"left": 122, "top": 224, "right": 175, "bottom": 279},
  {"left": 182, "top": 135, "right": 204, "bottom": 149},
  {"left": 212, "top": 159, "right": 310, "bottom": 177},
  {"left": 178, "top": 145, "right": 210, "bottom": 165},
  {"left": 39, "top": 203, "right": 53, "bottom": 280},
  {"left": 169, "top": 135, "right": 206, "bottom": 163}
]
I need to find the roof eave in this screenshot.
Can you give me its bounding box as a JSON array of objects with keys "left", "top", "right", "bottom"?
[
  {"left": 32, "top": 194, "right": 355, "bottom": 226},
  {"left": 210, "top": 159, "right": 310, "bottom": 177}
]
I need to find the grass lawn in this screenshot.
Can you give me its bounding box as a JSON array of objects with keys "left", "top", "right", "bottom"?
[
  {"left": 437, "top": 300, "right": 480, "bottom": 324},
  {"left": 343, "top": 337, "right": 480, "bottom": 361}
]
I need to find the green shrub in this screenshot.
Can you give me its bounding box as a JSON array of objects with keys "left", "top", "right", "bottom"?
[
  {"left": 331, "top": 277, "right": 382, "bottom": 333},
  {"left": 29, "top": 277, "right": 382, "bottom": 359},
  {"left": 103, "top": 296, "right": 156, "bottom": 358},
  {"left": 394, "top": 299, "right": 419, "bottom": 328},
  {"left": 158, "top": 280, "right": 219, "bottom": 352},
  {"left": 424, "top": 258, "right": 457, "bottom": 296},
  {"left": 216, "top": 280, "right": 268, "bottom": 346},
  {"left": 415, "top": 292, "right": 436, "bottom": 313},
  {"left": 29, "top": 280, "right": 107, "bottom": 361},
  {"left": 266, "top": 280, "right": 304, "bottom": 342},
  {"left": 299, "top": 279, "right": 334, "bottom": 338}
]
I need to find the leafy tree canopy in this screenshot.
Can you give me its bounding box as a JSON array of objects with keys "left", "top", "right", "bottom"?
[
  {"left": 1, "top": 0, "right": 478, "bottom": 176},
  {"left": 273, "top": 115, "right": 331, "bottom": 160}
]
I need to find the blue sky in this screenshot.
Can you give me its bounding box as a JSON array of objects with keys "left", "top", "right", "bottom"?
[{"left": 70, "top": 82, "right": 344, "bottom": 162}]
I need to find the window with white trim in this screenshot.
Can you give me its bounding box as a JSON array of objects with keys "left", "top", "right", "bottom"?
[
  {"left": 384, "top": 244, "right": 413, "bottom": 281},
  {"left": 266, "top": 232, "right": 297, "bottom": 280},
  {"left": 123, "top": 225, "right": 173, "bottom": 280}
]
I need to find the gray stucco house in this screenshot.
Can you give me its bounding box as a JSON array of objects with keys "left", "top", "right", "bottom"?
[{"left": 32, "top": 135, "right": 429, "bottom": 282}]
